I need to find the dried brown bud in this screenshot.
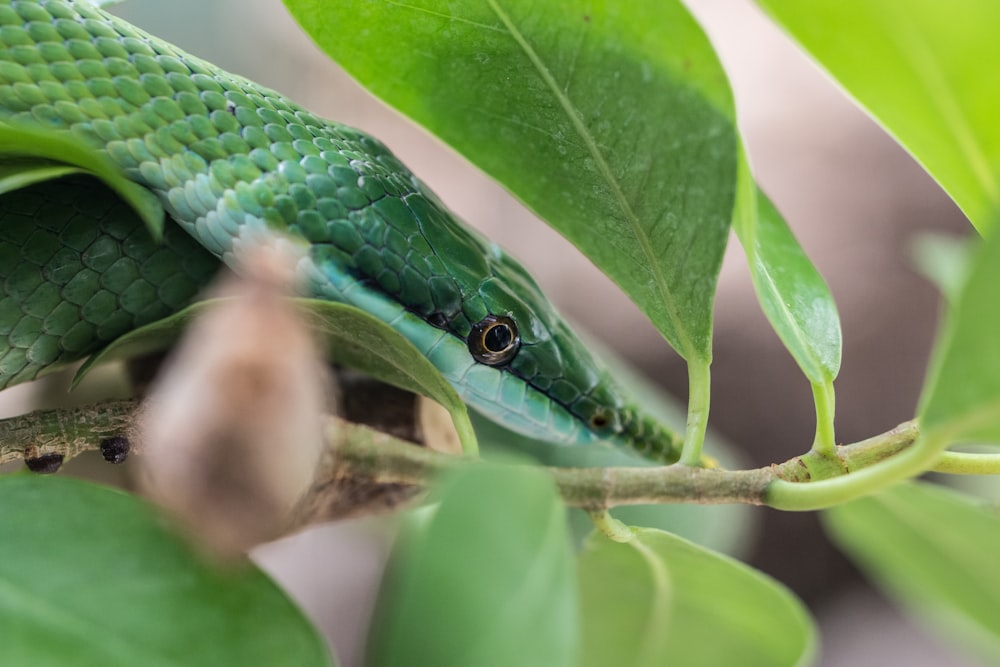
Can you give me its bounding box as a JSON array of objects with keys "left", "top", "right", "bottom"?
[{"left": 137, "top": 241, "right": 329, "bottom": 559}]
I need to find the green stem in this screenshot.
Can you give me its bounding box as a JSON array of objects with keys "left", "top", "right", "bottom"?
[
  {"left": 450, "top": 407, "right": 479, "bottom": 457},
  {"left": 679, "top": 359, "right": 711, "bottom": 466},
  {"left": 766, "top": 428, "right": 944, "bottom": 510},
  {"left": 933, "top": 451, "right": 1000, "bottom": 474},
  {"left": 810, "top": 380, "right": 837, "bottom": 456},
  {"left": 588, "top": 510, "right": 634, "bottom": 543}
]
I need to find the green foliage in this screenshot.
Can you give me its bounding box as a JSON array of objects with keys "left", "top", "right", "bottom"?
[
  {"left": 733, "top": 162, "right": 841, "bottom": 387},
  {"left": 0, "top": 123, "right": 165, "bottom": 239},
  {"left": 282, "top": 0, "right": 734, "bottom": 364},
  {"left": 758, "top": 0, "right": 1000, "bottom": 233},
  {"left": 0, "top": 161, "right": 81, "bottom": 195},
  {"left": 3, "top": 0, "right": 1000, "bottom": 665},
  {"left": 0, "top": 474, "right": 331, "bottom": 666},
  {"left": 578, "top": 528, "right": 815, "bottom": 667},
  {"left": 911, "top": 233, "right": 973, "bottom": 303},
  {"left": 366, "top": 465, "right": 577, "bottom": 667},
  {"left": 825, "top": 482, "right": 1000, "bottom": 662},
  {"left": 919, "top": 227, "right": 1000, "bottom": 445}
]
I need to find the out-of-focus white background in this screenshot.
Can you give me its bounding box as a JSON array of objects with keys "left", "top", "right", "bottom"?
[{"left": 4, "top": 0, "right": 983, "bottom": 664}]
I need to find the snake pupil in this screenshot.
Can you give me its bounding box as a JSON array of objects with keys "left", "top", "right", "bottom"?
[
  {"left": 468, "top": 315, "right": 520, "bottom": 365},
  {"left": 484, "top": 324, "right": 512, "bottom": 352}
]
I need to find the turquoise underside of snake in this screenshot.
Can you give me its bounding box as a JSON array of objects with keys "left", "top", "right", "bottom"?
[{"left": 0, "top": 0, "right": 681, "bottom": 460}]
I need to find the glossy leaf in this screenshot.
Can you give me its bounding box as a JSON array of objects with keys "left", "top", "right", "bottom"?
[
  {"left": 825, "top": 481, "right": 1000, "bottom": 661},
  {"left": 366, "top": 465, "right": 577, "bottom": 667},
  {"left": 578, "top": 527, "right": 816, "bottom": 667},
  {"left": 0, "top": 123, "right": 164, "bottom": 239},
  {"left": 733, "top": 158, "right": 841, "bottom": 385},
  {"left": 75, "top": 297, "right": 476, "bottom": 451},
  {"left": 758, "top": 0, "right": 1000, "bottom": 232},
  {"left": 918, "top": 230, "right": 1000, "bottom": 445},
  {"left": 283, "top": 0, "right": 739, "bottom": 362},
  {"left": 0, "top": 161, "right": 82, "bottom": 195},
  {"left": 0, "top": 475, "right": 331, "bottom": 667}
]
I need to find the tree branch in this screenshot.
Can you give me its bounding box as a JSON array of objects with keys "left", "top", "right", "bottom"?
[{"left": 0, "top": 399, "right": 926, "bottom": 520}]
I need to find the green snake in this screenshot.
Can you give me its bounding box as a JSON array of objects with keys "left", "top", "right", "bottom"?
[{"left": 0, "top": 0, "right": 682, "bottom": 461}]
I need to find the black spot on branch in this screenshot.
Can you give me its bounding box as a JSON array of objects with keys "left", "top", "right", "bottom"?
[
  {"left": 25, "top": 453, "right": 64, "bottom": 474},
  {"left": 100, "top": 436, "right": 131, "bottom": 464}
]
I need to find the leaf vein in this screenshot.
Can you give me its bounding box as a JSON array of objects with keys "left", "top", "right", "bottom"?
[{"left": 484, "top": 0, "right": 696, "bottom": 358}]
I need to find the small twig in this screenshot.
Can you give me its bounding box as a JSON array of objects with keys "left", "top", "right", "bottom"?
[
  {"left": 0, "top": 400, "right": 138, "bottom": 466},
  {"left": 0, "top": 400, "right": 925, "bottom": 519}
]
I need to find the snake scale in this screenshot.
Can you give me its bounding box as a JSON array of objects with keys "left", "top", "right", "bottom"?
[{"left": 0, "top": 0, "right": 682, "bottom": 460}]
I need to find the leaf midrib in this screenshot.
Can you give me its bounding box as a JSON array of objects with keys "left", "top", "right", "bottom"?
[{"left": 484, "top": 0, "right": 698, "bottom": 360}]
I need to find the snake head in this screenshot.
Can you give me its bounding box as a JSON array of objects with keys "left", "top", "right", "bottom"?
[{"left": 457, "top": 243, "right": 684, "bottom": 462}]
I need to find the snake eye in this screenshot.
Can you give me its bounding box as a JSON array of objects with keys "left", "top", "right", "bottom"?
[{"left": 468, "top": 315, "right": 520, "bottom": 366}]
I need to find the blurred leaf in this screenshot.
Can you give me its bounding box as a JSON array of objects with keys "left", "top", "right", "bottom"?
[
  {"left": 0, "top": 475, "right": 331, "bottom": 667},
  {"left": 0, "top": 123, "right": 164, "bottom": 239},
  {"left": 825, "top": 481, "right": 1000, "bottom": 661},
  {"left": 733, "top": 159, "right": 841, "bottom": 384},
  {"left": 758, "top": 0, "right": 1000, "bottom": 232},
  {"left": 367, "top": 465, "right": 577, "bottom": 667},
  {"left": 75, "top": 297, "right": 476, "bottom": 451},
  {"left": 578, "top": 527, "right": 816, "bottom": 667},
  {"left": 0, "top": 161, "right": 82, "bottom": 195},
  {"left": 918, "top": 230, "right": 1000, "bottom": 445},
  {"left": 284, "top": 0, "right": 739, "bottom": 362},
  {"left": 911, "top": 232, "right": 973, "bottom": 303}
]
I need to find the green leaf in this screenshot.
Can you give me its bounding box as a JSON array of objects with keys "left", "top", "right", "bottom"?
[
  {"left": 366, "top": 465, "right": 577, "bottom": 667},
  {"left": 0, "top": 122, "right": 164, "bottom": 239},
  {"left": 578, "top": 527, "right": 816, "bottom": 667},
  {"left": 918, "top": 230, "right": 1000, "bottom": 445},
  {"left": 757, "top": 0, "right": 1000, "bottom": 232},
  {"left": 75, "top": 297, "right": 477, "bottom": 452},
  {"left": 283, "top": 0, "right": 738, "bottom": 362},
  {"left": 0, "top": 161, "right": 83, "bottom": 195},
  {"left": 0, "top": 475, "right": 331, "bottom": 667},
  {"left": 911, "top": 232, "right": 973, "bottom": 303},
  {"left": 824, "top": 481, "right": 1000, "bottom": 662},
  {"left": 733, "top": 158, "right": 841, "bottom": 385}
]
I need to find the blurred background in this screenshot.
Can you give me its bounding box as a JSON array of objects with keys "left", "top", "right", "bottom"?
[{"left": 2, "top": 0, "right": 982, "bottom": 664}]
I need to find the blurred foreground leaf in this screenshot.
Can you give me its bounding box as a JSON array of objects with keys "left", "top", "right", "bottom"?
[
  {"left": 367, "top": 465, "right": 577, "bottom": 667},
  {"left": 919, "top": 230, "right": 1000, "bottom": 445},
  {"left": 758, "top": 0, "right": 1000, "bottom": 232},
  {"left": 0, "top": 475, "right": 331, "bottom": 666},
  {"left": 825, "top": 482, "right": 1000, "bottom": 662},
  {"left": 578, "top": 527, "right": 815, "bottom": 667}
]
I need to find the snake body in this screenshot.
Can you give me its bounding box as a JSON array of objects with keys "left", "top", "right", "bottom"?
[{"left": 0, "top": 0, "right": 681, "bottom": 460}]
